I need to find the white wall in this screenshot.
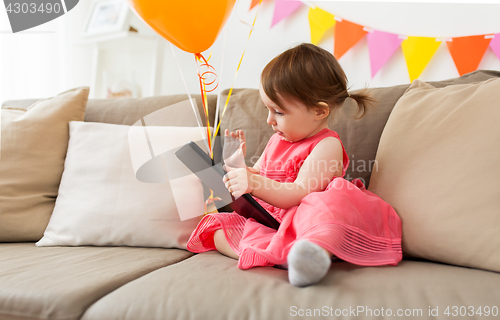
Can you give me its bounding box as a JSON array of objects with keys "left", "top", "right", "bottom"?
[
  {"left": 0, "top": 0, "right": 94, "bottom": 102},
  {"left": 1, "top": 0, "right": 500, "bottom": 103}
]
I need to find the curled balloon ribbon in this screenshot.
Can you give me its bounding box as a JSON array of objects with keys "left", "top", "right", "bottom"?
[
  {"left": 195, "top": 52, "right": 219, "bottom": 158},
  {"left": 195, "top": 52, "right": 219, "bottom": 93},
  {"left": 204, "top": 189, "right": 222, "bottom": 215},
  {"left": 195, "top": 53, "right": 221, "bottom": 215}
]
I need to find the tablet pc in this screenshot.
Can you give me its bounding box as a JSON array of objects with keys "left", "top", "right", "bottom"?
[{"left": 175, "top": 141, "right": 280, "bottom": 230}]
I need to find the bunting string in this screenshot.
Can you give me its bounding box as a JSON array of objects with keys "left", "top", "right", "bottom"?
[{"left": 257, "top": 1, "right": 499, "bottom": 81}]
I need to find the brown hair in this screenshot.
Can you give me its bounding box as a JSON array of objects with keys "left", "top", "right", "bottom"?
[{"left": 261, "top": 43, "right": 375, "bottom": 119}]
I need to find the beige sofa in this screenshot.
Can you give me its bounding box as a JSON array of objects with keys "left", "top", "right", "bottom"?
[{"left": 1, "top": 70, "right": 499, "bottom": 320}]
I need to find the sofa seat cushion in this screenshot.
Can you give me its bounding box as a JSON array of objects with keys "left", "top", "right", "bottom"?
[
  {"left": 81, "top": 251, "right": 500, "bottom": 320},
  {"left": 0, "top": 243, "right": 193, "bottom": 320}
]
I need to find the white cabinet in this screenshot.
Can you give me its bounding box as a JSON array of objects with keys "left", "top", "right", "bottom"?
[{"left": 76, "top": 9, "right": 164, "bottom": 99}]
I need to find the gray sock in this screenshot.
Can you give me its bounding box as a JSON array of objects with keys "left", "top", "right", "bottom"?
[{"left": 287, "top": 240, "right": 331, "bottom": 287}]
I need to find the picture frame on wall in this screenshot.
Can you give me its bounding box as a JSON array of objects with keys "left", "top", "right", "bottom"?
[{"left": 81, "top": 0, "right": 131, "bottom": 38}]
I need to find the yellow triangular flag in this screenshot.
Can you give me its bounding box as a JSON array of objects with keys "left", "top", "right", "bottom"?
[
  {"left": 401, "top": 36, "right": 441, "bottom": 82},
  {"left": 308, "top": 7, "right": 336, "bottom": 45}
]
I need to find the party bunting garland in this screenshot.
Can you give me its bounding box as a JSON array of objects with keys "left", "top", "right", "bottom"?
[
  {"left": 333, "top": 18, "right": 367, "bottom": 60},
  {"left": 402, "top": 37, "right": 441, "bottom": 82},
  {"left": 446, "top": 35, "right": 492, "bottom": 76},
  {"left": 271, "top": 0, "right": 303, "bottom": 27},
  {"left": 258, "top": 1, "right": 500, "bottom": 81},
  {"left": 308, "top": 7, "right": 336, "bottom": 45},
  {"left": 491, "top": 35, "right": 500, "bottom": 59},
  {"left": 367, "top": 30, "right": 403, "bottom": 78}
]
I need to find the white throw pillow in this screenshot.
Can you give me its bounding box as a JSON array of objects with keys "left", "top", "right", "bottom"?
[{"left": 36, "top": 121, "right": 208, "bottom": 249}]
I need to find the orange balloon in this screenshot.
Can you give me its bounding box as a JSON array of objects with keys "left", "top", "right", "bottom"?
[{"left": 127, "top": 0, "right": 236, "bottom": 53}]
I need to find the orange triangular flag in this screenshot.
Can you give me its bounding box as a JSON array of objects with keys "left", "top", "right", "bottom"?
[
  {"left": 334, "top": 19, "right": 368, "bottom": 59},
  {"left": 447, "top": 35, "right": 491, "bottom": 76},
  {"left": 249, "top": 0, "right": 264, "bottom": 10}
]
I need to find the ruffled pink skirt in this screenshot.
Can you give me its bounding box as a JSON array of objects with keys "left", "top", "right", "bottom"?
[{"left": 187, "top": 177, "right": 402, "bottom": 270}]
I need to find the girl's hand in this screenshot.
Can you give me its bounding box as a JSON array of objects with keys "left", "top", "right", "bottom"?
[
  {"left": 246, "top": 167, "right": 259, "bottom": 175},
  {"left": 223, "top": 165, "right": 254, "bottom": 199},
  {"left": 222, "top": 129, "right": 247, "bottom": 169}
]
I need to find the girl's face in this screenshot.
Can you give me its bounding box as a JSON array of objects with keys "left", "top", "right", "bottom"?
[{"left": 259, "top": 85, "right": 328, "bottom": 142}]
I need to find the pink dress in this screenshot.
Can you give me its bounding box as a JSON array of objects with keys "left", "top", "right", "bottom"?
[{"left": 187, "top": 128, "right": 402, "bottom": 270}]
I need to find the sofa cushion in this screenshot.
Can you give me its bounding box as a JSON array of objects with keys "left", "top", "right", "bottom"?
[
  {"left": 81, "top": 252, "right": 500, "bottom": 320},
  {"left": 0, "top": 87, "right": 88, "bottom": 242},
  {"left": 219, "top": 70, "right": 500, "bottom": 187},
  {"left": 36, "top": 122, "right": 206, "bottom": 249},
  {"left": 85, "top": 94, "right": 219, "bottom": 126},
  {"left": 0, "top": 243, "right": 192, "bottom": 320},
  {"left": 334, "top": 70, "right": 500, "bottom": 187},
  {"left": 1, "top": 99, "right": 39, "bottom": 110},
  {"left": 368, "top": 78, "right": 500, "bottom": 273},
  {"left": 2, "top": 95, "right": 218, "bottom": 127}
]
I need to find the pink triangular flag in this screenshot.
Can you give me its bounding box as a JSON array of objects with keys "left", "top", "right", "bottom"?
[
  {"left": 367, "top": 30, "right": 403, "bottom": 78},
  {"left": 490, "top": 33, "right": 500, "bottom": 61},
  {"left": 271, "top": 0, "right": 303, "bottom": 27}
]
